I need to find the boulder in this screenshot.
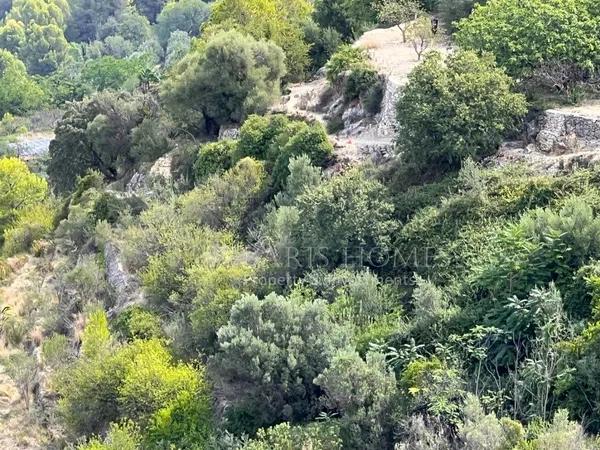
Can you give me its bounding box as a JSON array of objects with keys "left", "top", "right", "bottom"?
[{"left": 536, "top": 109, "right": 600, "bottom": 154}]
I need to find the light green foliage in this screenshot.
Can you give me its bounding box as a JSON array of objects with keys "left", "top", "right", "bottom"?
[
  {"left": 273, "top": 154, "right": 322, "bottom": 207},
  {"left": 529, "top": 410, "right": 595, "bottom": 450},
  {"left": 81, "top": 309, "right": 112, "bottom": 359},
  {"left": 459, "top": 394, "right": 525, "bottom": 450},
  {"left": 325, "top": 45, "right": 370, "bottom": 83},
  {"left": 207, "top": 0, "right": 312, "bottom": 81},
  {"left": 55, "top": 325, "right": 212, "bottom": 444},
  {"left": 325, "top": 269, "right": 400, "bottom": 329},
  {"left": 406, "top": 15, "right": 438, "bottom": 61},
  {"left": 132, "top": 204, "right": 260, "bottom": 352},
  {"left": 236, "top": 114, "right": 333, "bottom": 189},
  {"left": 155, "top": 0, "right": 210, "bottom": 47},
  {"left": 193, "top": 140, "right": 236, "bottom": 184},
  {"left": 0, "top": 50, "right": 45, "bottom": 115},
  {"left": 113, "top": 306, "right": 163, "bottom": 341},
  {"left": 325, "top": 44, "right": 381, "bottom": 104},
  {"left": 0, "top": 157, "right": 48, "bottom": 241},
  {"left": 81, "top": 55, "right": 150, "bottom": 91},
  {"left": 2, "top": 350, "right": 38, "bottom": 409},
  {"left": 77, "top": 421, "right": 141, "bottom": 450},
  {"left": 162, "top": 30, "right": 286, "bottom": 134},
  {"left": 42, "top": 333, "right": 73, "bottom": 370},
  {"left": 0, "top": 0, "right": 70, "bottom": 74},
  {"left": 3, "top": 203, "right": 54, "bottom": 256},
  {"left": 315, "top": 351, "right": 398, "bottom": 448},
  {"left": 214, "top": 293, "right": 351, "bottom": 434},
  {"left": 456, "top": 0, "right": 600, "bottom": 78},
  {"left": 242, "top": 422, "right": 342, "bottom": 450},
  {"left": 397, "top": 50, "right": 527, "bottom": 170},
  {"left": 314, "top": 0, "right": 378, "bottom": 40},
  {"left": 293, "top": 169, "right": 396, "bottom": 268},
  {"left": 400, "top": 357, "right": 465, "bottom": 422}
]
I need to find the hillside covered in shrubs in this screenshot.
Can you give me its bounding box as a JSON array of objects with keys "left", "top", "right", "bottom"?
[{"left": 4, "top": 0, "right": 600, "bottom": 449}]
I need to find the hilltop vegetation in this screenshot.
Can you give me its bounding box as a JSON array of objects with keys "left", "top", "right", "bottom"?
[{"left": 3, "top": 0, "right": 600, "bottom": 449}]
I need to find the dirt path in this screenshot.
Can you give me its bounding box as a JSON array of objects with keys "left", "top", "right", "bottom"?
[{"left": 275, "top": 25, "right": 450, "bottom": 165}]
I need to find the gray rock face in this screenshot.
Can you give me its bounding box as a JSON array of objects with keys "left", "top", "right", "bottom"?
[
  {"left": 489, "top": 107, "right": 600, "bottom": 173},
  {"left": 104, "top": 241, "right": 143, "bottom": 317},
  {"left": 219, "top": 125, "right": 240, "bottom": 140},
  {"left": 536, "top": 109, "right": 600, "bottom": 154}
]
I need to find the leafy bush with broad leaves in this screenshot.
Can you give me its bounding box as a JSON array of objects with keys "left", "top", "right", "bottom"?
[
  {"left": 235, "top": 114, "right": 333, "bottom": 189},
  {"left": 456, "top": 0, "right": 600, "bottom": 78},
  {"left": 396, "top": 50, "right": 527, "bottom": 171},
  {"left": 0, "top": 49, "right": 45, "bottom": 115}
]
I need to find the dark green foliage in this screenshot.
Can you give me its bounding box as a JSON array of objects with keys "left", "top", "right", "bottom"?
[
  {"left": 314, "top": 0, "right": 378, "bottom": 40},
  {"left": 303, "top": 21, "right": 343, "bottom": 73},
  {"left": 438, "top": 0, "right": 486, "bottom": 32},
  {"left": 396, "top": 50, "right": 528, "bottom": 171},
  {"left": 134, "top": 0, "right": 167, "bottom": 23},
  {"left": 236, "top": 114, "right": 333, "bottom": 189},
  {"left": 161, "top": 30, "right": 286, "bottom": 134},
  {"left": 271, "top": 124, "right": 333, "bottom": 189},
  {"left": 293, "top": 169, "right": 396, "bottom": 269},
  {"left": 67, "top": 0, "right": 128, "bottom": 42},
  {"left": 155, "top": 0, "right": 210, "bottom": 47},
  {"left": 47, "top": 91, "right": 166, "bottom": 193}
]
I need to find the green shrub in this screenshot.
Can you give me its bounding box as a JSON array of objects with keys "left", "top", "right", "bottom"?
[
  {"left": 3, "top": 204, "right": 54, "bottom": 256},
  {"left": 396, "top": 50, "right": 528, "bottom": 171},
  {"left": 293, "top": 169, "right": 397, "bottom": 269},
  {"left": 55, "top": 315, "right": 212, "bottom": 442},
  {"left": 42, "top": 334, "right": 72, "bottom": 370},
  {"left": 113, "top": 307, "right": 163, "bottom": 341},
  {"left": 325, "top": 45, "right": 370, "bottom": 83},
  {"left": 178, "top": 157, "right": 267, "bottom": 232},
  {"left": 243, "top": 422, "right": 342, "bottom": 450},
  {"left": 272, "top": 124, "right": 333, "bottom": 189},
  {"left": 345, "top": 65, "right": 380, "bottom": 102},
  {"left": 76, "top": 421, "right": 141, "bottom": 450},
  {"left": 194, "top": 140, "right": 236, "bottom": 184},
  {"left": 214, "top": 293, "right": 351, "bottom": 434}
]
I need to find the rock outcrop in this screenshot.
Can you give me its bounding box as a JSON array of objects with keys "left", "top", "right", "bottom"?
[
  {"left": 489, "top": 103, "right": 600, "bottom": 173},
  {"left": 104, "top": 241, "right": 143, "bottom": 317}
]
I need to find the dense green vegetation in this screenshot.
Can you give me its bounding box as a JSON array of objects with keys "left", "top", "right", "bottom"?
[{"left": 5, "top": 0, "right": 600, "bottom": 448}]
